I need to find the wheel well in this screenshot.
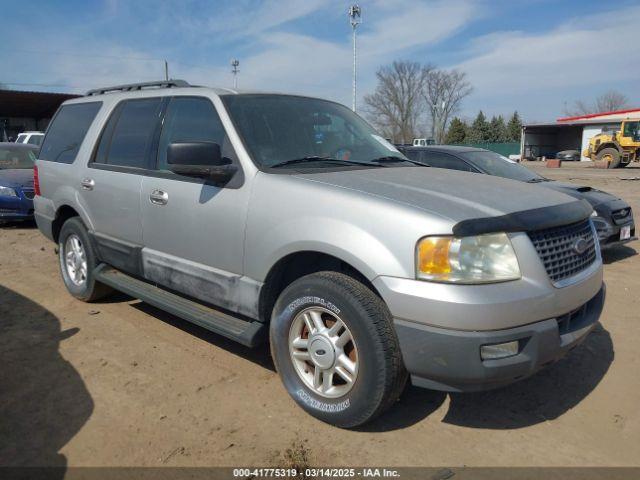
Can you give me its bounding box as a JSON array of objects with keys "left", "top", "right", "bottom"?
[
  {"left": 258, "top": 251, "right": 379, "bottom": 323},
  {"left": 597, "top": 143, "right": 621, "bottom": 154},
  {"left": 52, "top": 205, "right": 80, "bottom": 243}
]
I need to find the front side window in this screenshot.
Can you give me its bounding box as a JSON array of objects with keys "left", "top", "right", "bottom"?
[
  {"left": 623, "top": 121, "right": 640, "bottom": 140},
  {"left": 95, "top": 98, "right": 162, "bottom": 169},
  {"left": 39, "top": 102, "right": 102, "bottom": 163},
  {"left": 156, "top": 97, "right": 232, "bottom": 170},
  {"left": 461, "top": 150, "right": 545, "bottom": 182},
  {"left": 222, "top": 94, "right": 406, "bottom": 169},
  {"left": 0, "top": 147, "right": 36, "bottom": 169},
  {"left": 422, "top": 151, "right": 475, "bottom": 172},
  {"left": 16, "top": 134, "right": 27, "bottom": 144}
]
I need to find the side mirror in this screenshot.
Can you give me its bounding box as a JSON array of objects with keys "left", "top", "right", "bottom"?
[{"left": 167, "top": 142, "right": 237, "bottom": 182}]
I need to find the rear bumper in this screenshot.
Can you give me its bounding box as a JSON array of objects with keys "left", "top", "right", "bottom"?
[
  {"left": 394, "top": 285, "right": 605, "bottom": 392},
  {"left": 34, "top": 210, "right": 55, "bottom": 241}
]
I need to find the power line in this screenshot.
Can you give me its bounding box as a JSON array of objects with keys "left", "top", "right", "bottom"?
[
  {"left": 0, "top": 48, "right": 220, "bottom": 72},
  {"left": 1, "top": 82, "right": 88, "bottom": 89}
]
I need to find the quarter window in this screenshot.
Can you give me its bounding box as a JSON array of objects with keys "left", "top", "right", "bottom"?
[
  {"left": 95, "top": 98, "right": 162, "bottom": 169},
  {"left": 39, "top": 102, "right": 102, "bottom": 163},
  {"left": 156, "top": 97, "right": 231, "bottom": 170}
]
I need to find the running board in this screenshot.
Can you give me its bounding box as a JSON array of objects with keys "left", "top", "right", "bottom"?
[{"left": 94, "top": 264, "right": 266, "bottom": 347}]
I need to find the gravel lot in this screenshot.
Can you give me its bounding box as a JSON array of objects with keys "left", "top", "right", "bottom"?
[{"left": 1, "top": 161, "right": 639, "bottom": 468}]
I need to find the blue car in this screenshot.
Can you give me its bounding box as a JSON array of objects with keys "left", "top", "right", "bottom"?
[{"left": 0, "top": 142, "right": 38, "bottom": 222}]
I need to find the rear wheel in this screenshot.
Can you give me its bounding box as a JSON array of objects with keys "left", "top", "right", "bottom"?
[
  {"left": 597, "top": 147, "right": 621, "bottom": 168},
  {"left": 270, "top": 271, "right": 407, "bottom": 428},
  {"left": 58, "top": 217, "right": 112, "bottom": 302}
]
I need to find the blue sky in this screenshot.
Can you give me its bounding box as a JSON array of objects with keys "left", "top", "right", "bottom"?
[{"left": 1, "top": 0, "right": 639, "bottom": 122}]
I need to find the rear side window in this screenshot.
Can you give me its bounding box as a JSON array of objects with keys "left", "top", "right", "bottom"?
[
  {"left": 27, "top": 135, "right": 43, "bottom": 146},
  {"left": 39, "top": 102, "right": 102, "bottom": 163},
  {"left": 94, "top": 98, "right": 162, "bottom": 169},
  {"left": 156, "top": 97, "right": 231, "bottom": 170}
]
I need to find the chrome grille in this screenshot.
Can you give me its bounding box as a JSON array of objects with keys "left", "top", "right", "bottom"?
[
  {"left": 611, "top": 207, "right": 632, "bottom": 225},
  {"left": 528, "top": 219, "right": 597, "bottom": 283},
  {"left": 22, "top": 190, "right": 35, "bottom": 200}
]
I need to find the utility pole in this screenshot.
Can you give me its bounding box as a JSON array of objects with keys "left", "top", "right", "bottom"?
[
  {"left": 164, "top": 60, "right": 169, "bottom": 81},
  {"left": 348, "top": 5, "right": 362, "bottom": 112},
  {"left": 231, "top": 59, "right": 240, "bottom": 89}
]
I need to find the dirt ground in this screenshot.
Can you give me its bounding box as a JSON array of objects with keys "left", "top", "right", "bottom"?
[{"left": 1, "top": 161, "right": 639, "bottom": 468}]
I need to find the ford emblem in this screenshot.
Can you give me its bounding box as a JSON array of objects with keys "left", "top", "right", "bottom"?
[{"left": 573, "top": 238, "right": 589, "bottom": 255}]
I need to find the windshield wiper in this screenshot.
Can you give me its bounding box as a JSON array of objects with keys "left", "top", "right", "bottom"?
[
  {"left": 270, "top": 156, "right": 378, "bottom": 169},
  {"left": 526, "top": 178, "right": 548, "bottom": 183},
  {"left": 370, "top": 156, "right": 427, "bottom": 167}
]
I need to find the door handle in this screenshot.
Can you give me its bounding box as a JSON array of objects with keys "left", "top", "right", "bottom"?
[
  {"left": 81, "top": 178, "right": 95, "bottom": 191},
  {"left": 149, "top": 189, "right": 169, "bottom": 206}
]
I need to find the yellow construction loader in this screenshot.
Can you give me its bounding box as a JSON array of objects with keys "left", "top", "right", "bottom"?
[{"left": 583, "top": 119, "right": 640, "bottom": 168}]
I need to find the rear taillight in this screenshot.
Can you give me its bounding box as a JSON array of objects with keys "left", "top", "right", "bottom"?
[{"left": 34, "top": 165, "right": 41, "bottom": 196}]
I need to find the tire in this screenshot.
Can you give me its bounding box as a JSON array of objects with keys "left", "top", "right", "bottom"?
[
  {"left": 270, "top": 271, "right": 407, "bottom": 428},
  {"left": 597, "top": 147, "right": 621, "bottom": 168},
  {"left": 58, "top": 217, "right": 112, "bottom": 302}
]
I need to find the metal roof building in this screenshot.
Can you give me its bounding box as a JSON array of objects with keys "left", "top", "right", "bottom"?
[
  {"left": 522, "top": 107, "right": 640, "bottom": 161},
  {"left": 0, "top": 89, "right": 80, "bottom": 141}
]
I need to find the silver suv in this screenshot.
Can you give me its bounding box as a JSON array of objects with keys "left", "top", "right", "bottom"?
[{"left": 34, "top": 80, "right": 605, "bottom": 427}]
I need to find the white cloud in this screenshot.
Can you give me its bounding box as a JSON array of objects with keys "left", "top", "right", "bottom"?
[
  {"left": 225, "top": 0, "right": 478, "bottom": 103},
  {"left": 455, "top": 5, "right": 640, "bottom": 95},
  {"left": 180, "top": 0, "right": 329, "bottom": 39}
]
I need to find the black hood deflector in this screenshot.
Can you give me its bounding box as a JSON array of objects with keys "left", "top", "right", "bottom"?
[{"left": 452, "top": 200, "right": 593, "bottom": 236}]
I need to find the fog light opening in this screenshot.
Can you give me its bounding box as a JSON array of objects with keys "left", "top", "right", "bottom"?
[{"left": 480, "top": 340, "right": 519, "bottom": 360}]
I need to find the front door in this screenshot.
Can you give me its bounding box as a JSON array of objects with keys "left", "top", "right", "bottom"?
[{"left": 140, "top": 96, "right": 256, "bottom": 317}]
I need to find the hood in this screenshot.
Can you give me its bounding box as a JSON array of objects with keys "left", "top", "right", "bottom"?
[
  {"left": 539, "top": 181, "right": 620, "bottom": 208},
  {"left": 0, "top": 169, "right": 34, "bottom": 189},
  {"left": 295, "top": 167, "right": 583, "bottom": 224}
]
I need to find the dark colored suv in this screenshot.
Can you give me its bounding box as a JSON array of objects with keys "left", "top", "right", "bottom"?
[{"left": 398, "top": 145, "right": 636, "bottom": 249}]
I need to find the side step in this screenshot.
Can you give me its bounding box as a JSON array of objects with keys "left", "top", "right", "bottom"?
[{"left": 94, "top": 264, "right": 266, "bottom": 347}]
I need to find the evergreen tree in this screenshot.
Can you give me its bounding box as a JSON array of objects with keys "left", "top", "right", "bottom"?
[
  {"left": 467, "top": 111, "right": 491, "bottom": 143},
  {"left": 444, "top": 117, "right": 467, "bottom": 144},
  {"left": 488, "top": 115, "right": 508, "bottom": 142},
  {"left": 506, "top": 111, "right": 522, "bottom": 142}
]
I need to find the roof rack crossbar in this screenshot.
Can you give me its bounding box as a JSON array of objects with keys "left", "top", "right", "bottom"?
[{"left": 86, "top": 79, "right": 191, "bottom": 96}]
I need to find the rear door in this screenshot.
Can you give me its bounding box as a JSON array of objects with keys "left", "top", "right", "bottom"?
[
  {"left": 139, "top": 96, "right": 255, "bottom": 317},
  {"left": 81, "top": 97, "right": 163, "bottom": 274}
]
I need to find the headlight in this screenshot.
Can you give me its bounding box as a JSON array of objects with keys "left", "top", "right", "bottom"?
[
  {"left": 416, "top": 233, "right": 521, "bottom": 284},
  {"left": 0, "top": 186, "right": 17, "bottom": 197}
]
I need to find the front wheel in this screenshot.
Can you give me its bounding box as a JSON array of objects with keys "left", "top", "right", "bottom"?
[
  {"left": 270, "top": 272, "right": 407, "bottom": 428},
  {"left": 597, "top": 147, "right": 621, "bottom": 168}
]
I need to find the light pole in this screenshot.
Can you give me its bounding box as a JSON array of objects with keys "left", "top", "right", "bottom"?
[
  {"left": 348, "top": 5, "right": 361, "bottom": 112},
  {"left": 231, "top": 59, "right": 240, "bottom": 89}
]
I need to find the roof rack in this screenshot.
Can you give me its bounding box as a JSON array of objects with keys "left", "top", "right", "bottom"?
[{"left": 86, "top": 79, "right": 191, "bottom": 96}]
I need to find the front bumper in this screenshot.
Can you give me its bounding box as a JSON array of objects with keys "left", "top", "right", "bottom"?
[
  {"left": 394, "top": 285, "right": 605, "bottom": 392},
  {"left": 0, "top": 191, "right": 34, "bottom": 221},
  {"left": 594, "top": 219, "right": 636, "bottom": 250}
]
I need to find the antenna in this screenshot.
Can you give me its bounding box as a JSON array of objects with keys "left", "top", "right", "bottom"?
[
  {"left": 348, "top": 5, "right": 362, "bottom": 112},
  {"left": 231, "top": 59, "right": 240, "bottom": 89}
]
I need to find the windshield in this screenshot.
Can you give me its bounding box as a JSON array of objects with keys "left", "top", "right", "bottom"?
[
  {"left": 0, "top": 147, "right": 36, "bottom": 169},
  {"left": 222, "top": 94, "right": 406, "bottom": 169},
  {"left": 460, "top": 150, "right": 545, "bottom": 182}
]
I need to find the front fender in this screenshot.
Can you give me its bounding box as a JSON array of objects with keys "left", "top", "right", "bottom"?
[{"left": 248, "top": 216, "right": 407, "bottom": 282}]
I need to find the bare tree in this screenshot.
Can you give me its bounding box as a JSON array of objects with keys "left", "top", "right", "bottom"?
[
  {"left": 422, "top": 69, "right": 473, "bottom": 144},
  {"left": 564, "top": 89, "right": 630, "bottom": 116},
  {"left": 364, "top": 61, "right": 431, "bottom": 143},
  {"left": 596, "top": 90, "right": 630, "bottom": 112}
]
